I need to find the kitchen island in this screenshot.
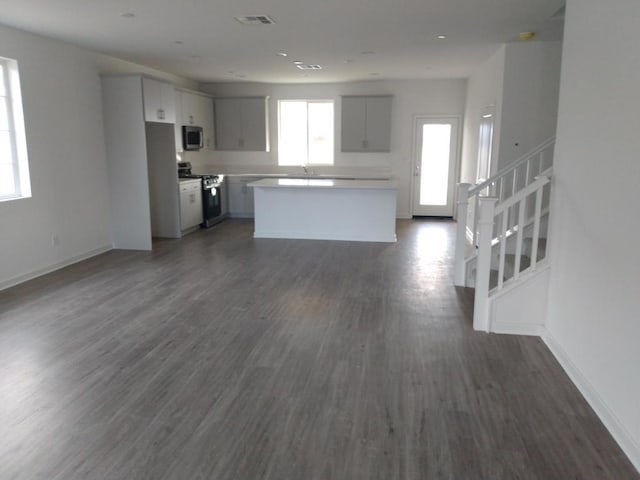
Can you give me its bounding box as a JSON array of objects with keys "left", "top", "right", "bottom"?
[{"left": 248, "top": 178, "right": 397, "bottom": 242}]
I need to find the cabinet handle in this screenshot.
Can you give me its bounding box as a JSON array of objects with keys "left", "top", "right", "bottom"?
[
  {"left": 189, "top": 115, "right": 194, "bottom": 124},
  {"left": 189, "top": 193, "right": 196, "bottom": 203},
  {"left": 363, "top": 139, "right": 368, "bottom": 149}
]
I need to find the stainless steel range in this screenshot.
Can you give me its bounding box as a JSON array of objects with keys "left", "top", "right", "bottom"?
[{"left": 178, "top": 162, "right": 226, "bottom": 228}]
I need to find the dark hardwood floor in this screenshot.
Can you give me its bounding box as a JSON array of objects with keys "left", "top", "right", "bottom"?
[{"left": 0, "top": 219, "right": 637, "bottom": 479}]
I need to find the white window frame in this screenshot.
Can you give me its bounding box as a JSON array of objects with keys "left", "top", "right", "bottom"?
[
  {"left": 1, "top": 56, "right": 31, "bottom": 202},
  {"left": 277, "top": 99, "right": 334, "bottom": 166}
]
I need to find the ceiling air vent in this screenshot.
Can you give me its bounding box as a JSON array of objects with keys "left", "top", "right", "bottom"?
[
  {"left": 296, "top": 64, "right": 322, "bottom": 70},
  {"left": 234, "top": 15, "right": 276, "bottom": 25}
]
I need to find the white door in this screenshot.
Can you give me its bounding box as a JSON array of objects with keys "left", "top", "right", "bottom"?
[{"left": 412, "top": 117, "right": 459, "bottom": 217}]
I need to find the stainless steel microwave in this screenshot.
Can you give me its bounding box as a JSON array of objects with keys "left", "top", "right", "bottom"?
[{"left": 182, "top": 125, "right": 203, "bottom": 150}]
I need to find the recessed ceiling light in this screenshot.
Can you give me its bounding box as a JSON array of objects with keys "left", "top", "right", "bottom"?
[
  {"left": 293, "top": 61, "right": 304, "bottom": 65},
  {"left": 519, "top": 31, "right": 536, "bottom": 40},
  {"left": 120, "top": 12, "right": 135, "bottom": 18},
  {"left": 437, "top": 35, "right": 447, "bottom": 39},
  {"left": 276, "top": 52, "right": 288, "bottom": 57}
]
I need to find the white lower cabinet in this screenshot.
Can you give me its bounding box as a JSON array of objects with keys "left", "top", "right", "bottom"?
[
  {"left": 227, "top": 177, "right": 255, "bottom": 217},
  {"left": 180, "top": 180, "right": 203, "bottom": 231}
]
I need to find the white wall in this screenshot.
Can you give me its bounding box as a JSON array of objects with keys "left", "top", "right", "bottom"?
[
  {"left": 498, "top": 41, "right": 562, "bottom": 170},
  {"left": 460, "top": 46, "right": 505, "bottom": 184},
  {"left": 0, "top": 25, "right": 112, "bottom": 288},
  {"left": 460, "top": 41, "right": 562, "bottom": 183},
  {"left": 546, "top": 0, "right": 640, "bottom": 470},
  {"left": 200, "top": 80, "right": 467, "bottom": 218},
  {"left": 0, "top": 25, "right": 194, "bottom": 289}
]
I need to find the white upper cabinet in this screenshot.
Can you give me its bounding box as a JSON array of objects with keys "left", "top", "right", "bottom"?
[
  {"left": 175, "top": 90, "right": 214, "bottom": 151},
  {"left": 214, "top": 97, "right": 269, "bottom": 151},
  {"left": 142, "top": 78, "right": 176, "bottom": 124},
  {"left": 341, "top": 95, "right": 392, "bottom": 152}
]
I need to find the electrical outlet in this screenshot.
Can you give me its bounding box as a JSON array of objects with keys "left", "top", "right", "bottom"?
[{"left": 52, "top": 234, "right": 60, "bottom": 247}]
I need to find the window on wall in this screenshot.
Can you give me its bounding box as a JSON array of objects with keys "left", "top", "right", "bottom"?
[
  {"left": 278, "top": 100, "right": 334, "bottom": 166},
  {"left": 1, "top": 56, "right": 31, "bottom": 201}
]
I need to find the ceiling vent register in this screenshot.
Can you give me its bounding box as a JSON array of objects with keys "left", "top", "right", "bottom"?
[
  {"left": 296, "top": 64, "right": 322, "bottom": 70},
  {"left": 234, "top": 15, "right": 276, "bottom": 25}
]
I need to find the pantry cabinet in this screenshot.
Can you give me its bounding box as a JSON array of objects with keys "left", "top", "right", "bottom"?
[
  {"left": 341, "top": 95, "right": 392, "bottom": 152},
  {"left": 214, "top": 97, "right": 269, "bottom": 151},
  {"left": 142, "top": 77, "right": 176, "bottom": 124}
]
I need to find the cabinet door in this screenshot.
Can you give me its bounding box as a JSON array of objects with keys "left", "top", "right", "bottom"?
[
  {"left": 201, "top": 96, "right": 215, "bottom": 150},
  {"left": 181, "top": 92, "right": 199, "bottom": 126},
  {"left": 191, "top": 94, "right": 215, "bottom": 150},
  {"left": 159, "top": 81, "right": 176, "bottom": 124},
  {"left": 364, "top": 96, "right": 392, "bottom": 152},
  {"left": 341, "top": 96, "right": 367, "bottom": 152},
  {"left": 180, "top": 184, "right": 202, "bottom": 230},
  {"left": 174, "top": 90, "right": 184, "bottom": 152},
  {"left": 143, "top": 77, "right": 163, "bottom": 122},
  {"left": 214, "top": 98, "right": 242, "bottom": 150},
  {"left": 240, "top": 98, "right": 268, "bottom": 151},
  {"left": 227, "top": 178, "right": 255, "bottom": 217}
]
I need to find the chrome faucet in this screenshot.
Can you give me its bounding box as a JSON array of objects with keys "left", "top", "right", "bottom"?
[{"left": 302, "top": 165, "right": 315, "bottom": 176}]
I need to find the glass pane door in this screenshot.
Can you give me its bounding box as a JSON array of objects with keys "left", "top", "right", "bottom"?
[{"left": 412, "top": 117, "right": 458, "bottom": 217}]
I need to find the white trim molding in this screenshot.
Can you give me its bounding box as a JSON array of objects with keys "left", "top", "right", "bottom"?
[
  {"left": 0, "top": 245, "right": 112, "bottom": 292},
  {"left": 542, "top": 330, "right": 640, "bottom": 473}
]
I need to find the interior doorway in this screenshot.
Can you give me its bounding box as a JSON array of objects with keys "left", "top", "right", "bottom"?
[{"left": 411, "top": 116, "right": 459, "bottom": 217}]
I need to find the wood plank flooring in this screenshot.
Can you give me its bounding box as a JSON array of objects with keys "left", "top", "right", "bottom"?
[{"left": 0, "top": 219, "right": 638, "bottom": 479}]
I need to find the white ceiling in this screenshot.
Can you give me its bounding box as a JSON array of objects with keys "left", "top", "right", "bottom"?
[{"left": 0, "top": 0, "right": 565, "bottom": 84}]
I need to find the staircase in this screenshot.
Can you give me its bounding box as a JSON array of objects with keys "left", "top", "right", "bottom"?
[{"left": 454, "top": 138, "right": 555, "bottom": 334}]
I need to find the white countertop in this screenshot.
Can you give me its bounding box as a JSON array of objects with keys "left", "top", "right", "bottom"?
[{"left": 248, "top": 178, "right": 397, "bottom": 190}]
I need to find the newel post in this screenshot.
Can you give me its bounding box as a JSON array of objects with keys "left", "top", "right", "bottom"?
[
  {"left": 473, "top": 197, "right": 498, "bottom": 332},
  {"left": 454, "top": 183, "right": 472, "bottom": 286}
]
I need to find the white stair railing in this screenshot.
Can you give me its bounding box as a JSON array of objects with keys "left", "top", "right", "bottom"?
[
  {"left": 454, "top": 137, "right": 555, "bottom": 286},
  {"left": 473, "top": 175, "right": 551, "bottom": 331}
]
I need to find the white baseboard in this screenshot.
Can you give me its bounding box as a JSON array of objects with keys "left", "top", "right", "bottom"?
[
  {"left": 542, "top": 329, "right": 640, "bottom": 473},
  {"left": 492, "top": 322, "right": 544, "bottom": 336},
  {"left": 0, "top": 245, "right": 113, "bottom": 292},
  {"left": 254, "top": 230, "right": 397, "bottom": 243}
]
